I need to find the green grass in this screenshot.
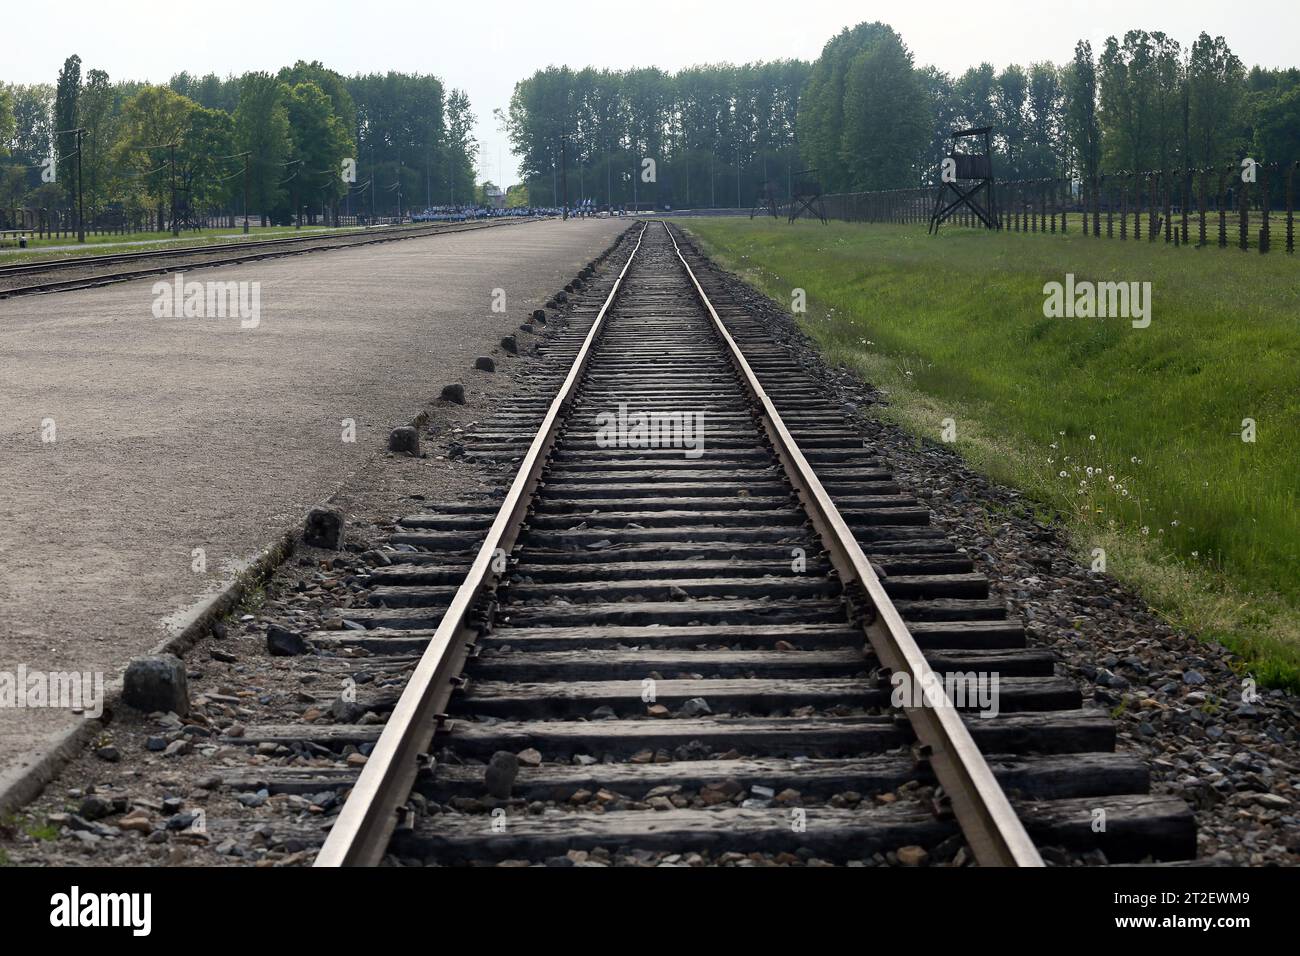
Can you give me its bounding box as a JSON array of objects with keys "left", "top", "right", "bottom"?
[
  {"left": 1, "top": 812, "right": 57, "bottom": 843},
  {"left": 679, "top": 218, "right": 1300, "bottom": 689},
  {"left": 0, "top": 224, "right": 372, "bottom": 264}
]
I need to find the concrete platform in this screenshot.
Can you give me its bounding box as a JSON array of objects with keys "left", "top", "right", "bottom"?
[{"left": 0, "top": 217, "right": 628, "bottom": 798}]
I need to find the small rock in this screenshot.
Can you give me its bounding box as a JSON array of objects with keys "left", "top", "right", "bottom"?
[
  {"left": 166, "top": 812, "right": 199, "bottom": 831},
  {"left": 79, "top": 794, "right": 115, "bottom": 821},
  {"left": 485, "top": 751, "right": 520, "bottom": 799},
  {"left": 115, "top": 809, "right": 153, "bottom": 833},
  {"left": 897, "top": 846, "right": 929, "bottom": 867},
  {"left": 475, "top": 356, "right": 496, "bottom": 373},
  {"left": 517, "top": 748, "right": 542, "bottom": 768},
  {"left": 94, "top": 746, "right": 121, "bottom": 764},
  {"left": 501, "top": 335, "right": 518, "bottom": 354},
  {"left": 266, "top": 624, "right": 307, "bottom": 657},
  {"left": 441, "top": 383, "right": 466, "bottom": 405},
  {"left": 304, "top": 507, "right": 345, "bottom": 550},
  {"left": 163, "top": 739, "right": 192, "bottom": 758},
  {"left": 679, "top": 698, "right": 712, "bottom": 717},
  {"left": 123, "top": 655, "right": 190, "bottom": 717},
  {"left": 388, "top": 426, "right": 420, "bottom": 456},
  {"left": 329, "top": 698, "right": 364, "bottom": 723}
]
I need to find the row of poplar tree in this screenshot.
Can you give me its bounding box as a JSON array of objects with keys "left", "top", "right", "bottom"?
[
  {"left": 506, "top": 21, "right": 1300, "bottom": 207},
  {"left": 0, "top": 58, "right": 479, "bottom": 225}
]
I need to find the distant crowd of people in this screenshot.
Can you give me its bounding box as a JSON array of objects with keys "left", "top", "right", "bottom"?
[
  {"left": 409, "top": 201, "right": 641, "bottom": 223},
  {"left": 411, "top": 205, "right": 567, "bottom": 222}
]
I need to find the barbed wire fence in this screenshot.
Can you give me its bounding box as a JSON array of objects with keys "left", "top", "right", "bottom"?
[{"left": 817, "top": 160, "right": 1299, "bottom": 254}]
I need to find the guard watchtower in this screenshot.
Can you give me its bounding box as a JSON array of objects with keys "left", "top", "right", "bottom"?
[
  {"left": 750, "top": 180, "right": 780, "bottom": 220},
  {"left": 928, "top": 126, "right": 1000, "bottom": 233},
  {"left": 788, "top": 169, "right": 828, "bottom": 225}
]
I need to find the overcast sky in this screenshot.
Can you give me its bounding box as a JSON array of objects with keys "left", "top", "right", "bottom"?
[{"left": 7, "top": 0, "right": 1298, "bottom": 187}]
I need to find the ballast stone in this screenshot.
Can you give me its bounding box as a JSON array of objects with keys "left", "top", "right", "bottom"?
[
  {"left": 124, "top": 655, "right": 190, "bottom": 717},
  {"left": 304, "top": 507, "right": 345, "bottom": 550}
]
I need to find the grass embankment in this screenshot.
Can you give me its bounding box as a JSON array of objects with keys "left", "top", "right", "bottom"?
[{"left": 680, "top": 218, "right": 1300, "bottom": 689}]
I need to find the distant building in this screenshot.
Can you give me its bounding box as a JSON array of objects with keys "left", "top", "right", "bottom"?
[{"left": 484, "top": 186, "right": 506, "bottom": 210}]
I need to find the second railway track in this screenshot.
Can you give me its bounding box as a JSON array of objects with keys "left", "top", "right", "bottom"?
[
  {"left": 0, "top": 217, "right": 543, "bottom": 298},
  {"left": 217, "top": 220, "right": 1196, "bottom": 867}
]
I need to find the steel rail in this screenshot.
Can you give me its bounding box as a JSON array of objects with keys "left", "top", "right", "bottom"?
[
  {"left": 314, "top": 222, "right": 650, "bottom": 867},
  {"left": 0, "top": 220, "right": 503, "bottom": 277},
  {"left": 663, "top": 221, "right": 1044, "bottom": 867}
]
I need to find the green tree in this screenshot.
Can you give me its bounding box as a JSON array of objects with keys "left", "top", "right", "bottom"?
[
  {"left": 994, "top": 65, "right": 1030, "bottom": 175},
  {"left": 505, "top": 182, "right": 529, "bottom": 207},
  {"left": 1187, "top": 33, "right": 1244, "bottom": 167},
  {"left": 280, "top": 61, "right": 356, "bottom": 133},
  {"left": 178, "top": 107, "right": 237, "bottom": 214},
  {"left": 1099, "top": 31, "right": 1183, "bottom": 172},
  {"left": 113, "top": 84, "right": 197, "bottom": 227},
  {"left": 0, "top": 86, "right": 14, "bottom": 157},
  {"left": 800, "top": 22, "right": 911, "bottom": 191},
  {"left": 446, "top": 88, "right": 478, "bottom": 205},
  {"left": 954, "top": 63, "right": 997, "bottom": 130},
  {"left": 1064, "top": 41, "right": 1101, "bottom": 181},
  {"left": 285, "top": 81, "right": 354, "bottom": 223},
  {"left": 79, "top": 69, "right": 118, "bottom": 217},
  {"left": 234, "top": 72, "right": 292, "bottom": 224},
  {"left": 1025, "top": 62, "right": 1064, "bottom": 177},
  {"left": 54, "top": 54, "right": 82, "bottom": 208},
  {"left": 1254, "top": 85, "right": 1300, "bottom": 167},
  {"left": 838, "top": 28, "right": 929, "bottom": 189}
]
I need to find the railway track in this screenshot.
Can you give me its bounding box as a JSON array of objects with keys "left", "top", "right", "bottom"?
[
  {"left": 216, "top": 220, "right": 1196, "bottom": 867},
  {"left": 0, "top": 217, "right": 542, "bottom": 298}
]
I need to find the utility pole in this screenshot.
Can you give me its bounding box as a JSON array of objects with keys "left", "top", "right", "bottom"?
[
  {"left": 75, "top": 128, "right": 85, "bottom": 243},
  {"left": 242, "top": 152, "right": 250, "bottom": 234},
  {"left": 561, "top": 133, "right": 568, "bottom": 220},
  {"left": 736, "top": 145, "right": 741, "bottom": 209},
  {"left": 169, "top": 142, "right": 179, "bottom": 237}
]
